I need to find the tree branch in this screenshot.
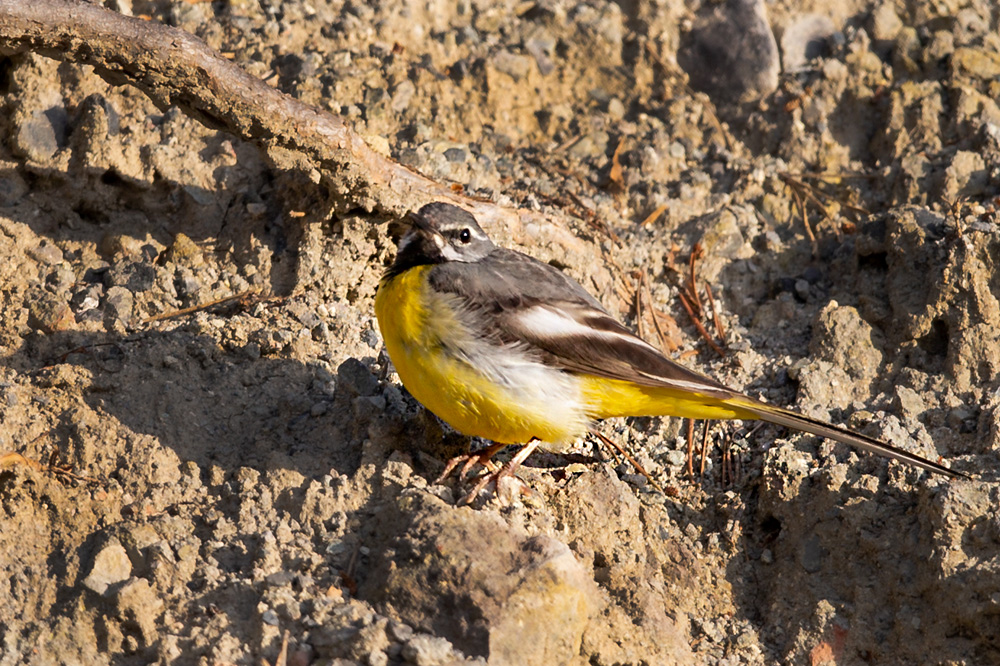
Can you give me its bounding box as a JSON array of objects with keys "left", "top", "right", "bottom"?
[{"left": 0, "top": 0, "right": 506, "bottom": 224}]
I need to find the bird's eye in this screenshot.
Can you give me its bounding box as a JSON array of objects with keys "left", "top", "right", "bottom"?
[{"left": 459, "top": 228, "right": 471, "bottom": 243}]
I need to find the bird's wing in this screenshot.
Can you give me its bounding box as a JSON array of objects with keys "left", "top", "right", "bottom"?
[
  {"left": 428, "top": 248, "right": 734, "bottom": 399},
  {"left": 503, "top": 299, "right": 735, "bottom": 396}
]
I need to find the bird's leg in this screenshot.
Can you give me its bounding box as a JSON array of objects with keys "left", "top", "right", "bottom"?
[
  {"left": 434, "top": 440, "right": 507, "bottom": 486},
  {"left": 458, "top": 439, "right": 541, "bottom": 505}
]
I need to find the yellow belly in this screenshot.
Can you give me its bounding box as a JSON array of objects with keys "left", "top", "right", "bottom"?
[{"left": 375, "top": 267, "right": 587, "bottom": 446}]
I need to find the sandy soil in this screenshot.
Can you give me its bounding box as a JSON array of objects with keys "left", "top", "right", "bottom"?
[{"left": 1, "top": 0, "right": 999, "bottom": 664}]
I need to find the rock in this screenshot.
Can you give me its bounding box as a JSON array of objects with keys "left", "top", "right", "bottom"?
[
  {"left": 99, "top": 234, "right": 143, "bottom": 260},
  {"left": 443, "top": 147, "right": 466, "bottom": 163},
  {"left": 391, "top": 80, "right": 416, "bottom": 113},
  {"left": 12, "top": 107, "right": 68, "bottom": 163},
  {"left": 27, "top": 241, "right": 64, "bottom": 266},
  {"left": 173, "top": 266, "right": 204, "bottom": 301},
  {"left": 491, "top": 50, "right": 534, "bottom": 81},
  {"left": 678, "top": 0, "right": 780, "bottom": 104},
  {"left": 400, "top": 634, "right": 455, "bottom": 665},
  {"left": 487, "top": 537, "right": 598, "bottom": 664},
  {"left": 27, "top": 292, "right": 75, "bottom": 333},
  {"left": 896, "top": 386, "right": 927, "bottom": 423},
  {"left": 105, "top": 261, "right": 156, "bottom": 292},
  {"left": 870, "top": 2, "right": 902, "bottom": 43},
  {"left": 525, "top": 34, "right": 555, "bottom": 75},
  {"left": 103, "top": 286, "right": 134, "bottom": 327},
  {"left": 606, "top": 97, "right": 625, "bottom": 120},
  {"left": 71, "top": 94, "right": 123, "bottom": 170},
  {"left": 799, "top": 535, "right": 829, "bottom": 573},
  {"left": 46, "top": 264, "right": 76, "bottom": 293},
  {"left": 82, "top": 540, "right": 132, "bottom": 595},
  {"left": 780, "top": 14, "right": 837, "bottom": 73},
  {"left": 337, "top": 358, "right": 380, "bottom": 397},
  {"left": 697, "top": 207, "right": 754, "bottom": 282},
  {"left": 164, "top": 232, "right": 205, "bottom": 266},
  {"left": 952, "top": 47, "right": 1000, "bottom": 81},
  {"left": 388, "top": 621, "right": 414, "bottom": 643},
  {"left": 793, "top": 359, "right": 857, "bottom": 412},
  {"left": 0, "top": 171, "right": 29, "bottom": 206},
  {"left": 567, "top": 131, "right": 609, "bottom": 160},
  {"left": 362, "top": 491, "right": 599, "bottom": 665},
  {"left": 941, "top": 150, "right": 988, "bottom": 200},
  {"left": 809, "top": 302, "right": 884, "bottom": 383}
]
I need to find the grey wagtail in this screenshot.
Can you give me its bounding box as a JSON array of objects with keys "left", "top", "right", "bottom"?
[{"left": 375, "top": 203, "right": 964, "bottom": 499}]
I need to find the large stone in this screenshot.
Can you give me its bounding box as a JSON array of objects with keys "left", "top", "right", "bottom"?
[
  {"left": 362, "top": 491, "right": 600, "bottom": 665},
  {"left": 809, "top": 302, "right": 884, "bottom": 384},
  {"left": 678, "top": 0, "right": 780, "bottom": 104},
  {"left": 82, "top": 540, "right": 132, "bottom": 595}
]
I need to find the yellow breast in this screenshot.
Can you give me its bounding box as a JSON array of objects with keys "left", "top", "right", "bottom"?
[{"left": 375, "top": 267, "right": 587, "bottom": 447}]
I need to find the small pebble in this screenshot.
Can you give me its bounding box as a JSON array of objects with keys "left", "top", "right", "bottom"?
[
  {"left": 27, "top": 242, "right": 63, "bottom": 265},
  {"left": 401, "top": 635, "right": 454, "bottom": 665}
]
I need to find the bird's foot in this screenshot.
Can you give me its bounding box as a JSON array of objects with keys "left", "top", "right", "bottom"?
[
  {"left": 433, "top": 441, "right": 507, "bottom": 486},
  {"left": 435, "top": 440, "right": 541, "bottom": 505}
]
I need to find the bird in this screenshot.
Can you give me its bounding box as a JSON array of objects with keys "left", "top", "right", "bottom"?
[{"left": 374, "top": 202, "right": 965, "bottom": 502}]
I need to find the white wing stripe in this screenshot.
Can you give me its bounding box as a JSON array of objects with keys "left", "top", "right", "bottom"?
[
  {"left": 514, "top": 306, "right": 656, "bottom": 349},
  {"left": 515, "top": 305, "right": 727, "bottom": 395}
]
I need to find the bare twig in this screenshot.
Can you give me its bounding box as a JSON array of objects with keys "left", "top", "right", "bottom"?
[
  {"left": 698, "top": 420, "right": 710, "bottom": 476},
  {"left": 637, "top": 271, "right": 681, "bottom": 354},
  {"left": 687, "top": 243, "right": 705, "bottom": 314},
  {"left": 48, "top": 340, "right": 128, "bottom": 370},
  {"left": 590, "top": 429, "right": 665, "bottom": 495},
  {"left": 634, "top": 271, "right": 648, "bottom": 343},
  {"left": 785, "top": 178, "right": 818, "bottom": 256},
  {"left": 779, "top": 171, "right": 872, "bottom": 248},
  {"left": 686, "top": 418, "right": 695, "bottom": 478},
  {"left": 640, "top": 204, "right": 669, "bottom": 227},
  {"left": 677, "top": 289, "right": 725, "bottom": 357},
  {"left": 143, "top": 288, "right": 265, "bottom": 323},
  {"left": 1, "top": 450, "right": 99, "bottom": 485},
  {"left": 704, "top": 283, "right": 726, "bottom": 342}
]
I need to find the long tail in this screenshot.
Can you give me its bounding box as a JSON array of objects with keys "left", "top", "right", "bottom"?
[{"left": 730, "top": 397, "right": 968, "bottom": 479}]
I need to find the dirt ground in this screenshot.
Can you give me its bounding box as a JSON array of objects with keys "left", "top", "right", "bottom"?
[{"left": 1, "top": 0, "right": 999, "bottom": 664}]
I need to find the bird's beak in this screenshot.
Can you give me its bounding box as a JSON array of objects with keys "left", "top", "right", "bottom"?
[
  {"left": 404, "top": 210, "right": 434, "bottom": 234},
  {"left": 387, "top": 210, "right": 435, "bottom": 246}
]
